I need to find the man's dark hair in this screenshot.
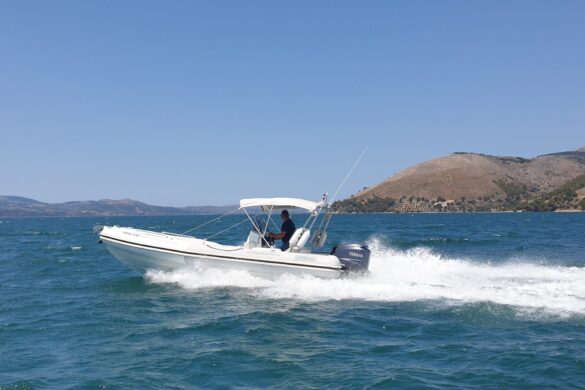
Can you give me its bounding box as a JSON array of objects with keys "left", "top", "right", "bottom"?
[{"left": 281, "top": 210, "right": 289, "bottom": 217}]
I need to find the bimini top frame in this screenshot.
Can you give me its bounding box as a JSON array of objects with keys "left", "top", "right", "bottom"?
[
  {"left": 239, "top": 194, "right": 332, "bottom": 249},
  {"left": 239, "top": 197, "right": 323, "bottom": 213}
]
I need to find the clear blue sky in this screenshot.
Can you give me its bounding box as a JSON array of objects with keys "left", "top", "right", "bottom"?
[{"left": 1, "top": 1, "right": 583, "bottom": 206}]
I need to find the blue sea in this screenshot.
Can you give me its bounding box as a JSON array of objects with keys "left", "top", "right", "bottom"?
[{"left": 1, "top": 213, "right": 585, "bottom": 389}]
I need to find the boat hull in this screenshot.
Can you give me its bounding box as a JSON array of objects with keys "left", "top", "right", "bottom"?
[
  {"left": 99, "top": 226, "right": 344, "bottom": 279},
  {"left": 104, "top": 239, "right": 187, "bottom": 272}
]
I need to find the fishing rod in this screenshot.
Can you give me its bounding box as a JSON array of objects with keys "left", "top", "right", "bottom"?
[
  {"left": 329, "top": 146, "right": 368, "bottom": 205},
  {"left": 311, "top": 147, "right": 368, "bottom": 248}
]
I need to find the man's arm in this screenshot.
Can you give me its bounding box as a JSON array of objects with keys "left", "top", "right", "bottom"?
[{"left": 269, "top": 231, "right": 286, "bottom": 240}]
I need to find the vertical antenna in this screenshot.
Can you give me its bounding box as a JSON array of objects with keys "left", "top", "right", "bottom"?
[{"left": 329, "top": 146, "right": 368, "bottom": 204}]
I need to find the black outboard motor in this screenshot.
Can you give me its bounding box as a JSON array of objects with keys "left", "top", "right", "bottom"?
[{"left": 331, "top": 243, "right": 371, "bottom": 273}]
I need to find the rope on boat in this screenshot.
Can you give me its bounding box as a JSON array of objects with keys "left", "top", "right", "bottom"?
[
  {"left": 203, "top": 217, "right": 251, "bottom": 241},
  {"left": 182, "top": 206, "right": 274, "bottom": 244},
  {"left": 181, "top": 207, "right": 241, "bottom": 235}
]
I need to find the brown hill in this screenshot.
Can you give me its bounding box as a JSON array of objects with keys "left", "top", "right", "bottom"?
[{"left": 334, "top": 148, "right": 585, "bottom": 212}]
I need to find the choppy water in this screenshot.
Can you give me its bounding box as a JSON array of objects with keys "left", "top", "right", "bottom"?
[{"left": 1, "top": 213, "right": 585, "bottom": 388}]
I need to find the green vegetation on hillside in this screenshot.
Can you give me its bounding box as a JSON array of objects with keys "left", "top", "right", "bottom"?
[
  {"left": 332, "top": 196, "right": 396, "bottom": 213},
  {"left": 519, "top": 174, "right": 585, "bottom": 211}
]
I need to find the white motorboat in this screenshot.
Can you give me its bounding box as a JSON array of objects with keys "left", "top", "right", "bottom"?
[{"left": 95, "top": 196, "right": 370, "bottom": 279}]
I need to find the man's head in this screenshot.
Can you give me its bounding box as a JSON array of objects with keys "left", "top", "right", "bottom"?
[{"left": 280, "top": 210, "right": 289, "bottom": 221}]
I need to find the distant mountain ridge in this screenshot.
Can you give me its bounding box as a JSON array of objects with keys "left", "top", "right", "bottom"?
[
  {"left": 333, "top": 146, "right": 585, "bottom": 212},
  {"left": 0, "top": 196, "right": 239, "bottom": 217}
]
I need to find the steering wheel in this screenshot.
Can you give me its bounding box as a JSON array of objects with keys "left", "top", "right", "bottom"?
[{"left": 263, "top": 234, "right": 274, "bottom": 247}]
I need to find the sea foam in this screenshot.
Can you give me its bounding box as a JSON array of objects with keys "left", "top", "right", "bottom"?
[{"left": 145, "top": 238, "right": 585, "bottom": 316}]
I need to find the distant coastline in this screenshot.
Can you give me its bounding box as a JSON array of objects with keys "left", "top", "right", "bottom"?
[
  {"left": 4, "top": 148, "right": 585, "bottom": 217},
  {"left": 2, "top": 194, "right": 583, "bottom": 218},
  {"left": 0, "top": 196, "right": 240, "bottom": 217}
]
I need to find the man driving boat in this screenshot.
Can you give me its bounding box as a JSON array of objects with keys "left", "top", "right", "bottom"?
[{"left": 268, "top": 210, "right": 296, "bottom": 251}]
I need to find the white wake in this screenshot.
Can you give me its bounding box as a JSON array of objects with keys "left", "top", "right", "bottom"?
[{"left": 145, "top": 239, "right": 585, "bottom": 316}]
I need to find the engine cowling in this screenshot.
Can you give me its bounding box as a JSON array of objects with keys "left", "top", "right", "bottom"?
[{"left": 331, "top": 243, "right": 370, "bottom": 273}]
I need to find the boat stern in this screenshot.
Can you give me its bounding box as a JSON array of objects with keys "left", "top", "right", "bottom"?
[{"left": 331, "top": 243, "right": 371, "bottom": 273}]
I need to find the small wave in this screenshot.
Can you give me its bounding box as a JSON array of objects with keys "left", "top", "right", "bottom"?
[
  {"left": 31, "top": 231, "right": 62, "bottom": 236},
  {"left": 145, "top": 238, "right": 585, "bottom": 317},
  {"left": 391, "top": 237, "right": 497, "bottom": 248},
  {"left": 70, "top": 246, "right": 82, "bottom": 251}
]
